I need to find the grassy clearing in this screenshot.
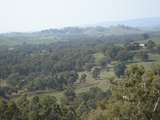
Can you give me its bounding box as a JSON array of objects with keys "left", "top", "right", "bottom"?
[
  {"left": 0, "top": 80, "right": 7, "bottom": 87},
  {"left": 149, "top": 53, "right": 160, "bottom": 61},
  {"left": 26, "top": 70, "right": 111, "bottom": 102},
  {"left": 94, "top": 53, "right": 105, "bottom": 65},
  {"left": 26, "top": 79, "right": 109, "bottom": 102},
  {"left": 140, "top": 37, "right": 160, "bottom": 44},
  {"left": 128, "top": 53, "right": 160, "bottom": 70}
]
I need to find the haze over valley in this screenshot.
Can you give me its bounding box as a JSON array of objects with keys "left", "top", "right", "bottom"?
[{"left": 0, "top": 0, "right": 160, "bottom": 120}]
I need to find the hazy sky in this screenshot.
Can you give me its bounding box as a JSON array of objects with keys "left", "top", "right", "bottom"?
[{"left": 0, "top": 0, "right": 160, "bottom": 32}]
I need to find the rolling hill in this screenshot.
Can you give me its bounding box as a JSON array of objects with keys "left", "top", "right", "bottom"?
[
  {"left": 0, "top": 17, "right": 160, "bottom": 46},
  {"left": 0, "top": 26, "right": 144, "bottom": 46}
]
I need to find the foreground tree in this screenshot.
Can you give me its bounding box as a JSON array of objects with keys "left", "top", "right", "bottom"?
[
  {"left": 92, "top": 67, "right": 101, "bottom": 80},
  {"left": 146, "top": 40, "right": 156, "bottom": 50},
  {"left": 80, "top": 73, "right": 87, "bottom": 83},
  {"left": 114, "top": 62, "right": 126, "bottom": 78},
  {"left": 90, "top": 65, "right": 160, "bottom": 120}
]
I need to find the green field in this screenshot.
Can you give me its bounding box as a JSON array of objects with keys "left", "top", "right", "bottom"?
[{"left": 140, "top": 36, "right": 160, "bottom": 44}]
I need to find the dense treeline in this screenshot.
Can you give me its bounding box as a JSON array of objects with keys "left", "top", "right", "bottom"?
[
  {"left": 0, "top": 87, "right": 111, "bottom": 120},
  {"left": 0, "top": 42, "right": 95, "bottom": 91},
  {"left": 0, "top": 95, "right": 79, "bottom": 120}
]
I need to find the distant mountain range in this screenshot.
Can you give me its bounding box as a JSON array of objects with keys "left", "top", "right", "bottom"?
[
  {"left": 0, "top": 25, "right": 144, "bottom": 46},
  {"left": 96, "top": 17, "right": 160, "bottom": 28},
  {"left": 0, "top": 17, "right": 160, "bottom": 46},
  {"left": 1, "top": 25, "right": 143, "bottom": 39}
]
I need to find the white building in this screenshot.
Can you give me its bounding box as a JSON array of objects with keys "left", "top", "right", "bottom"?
[{"left": 139, "top": 43, "right": 145, "bottom": 48}]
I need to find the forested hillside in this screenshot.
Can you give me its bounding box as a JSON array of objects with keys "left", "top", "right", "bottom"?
[
  {"left": 0, "top": 26, "right": 147, "bottom": 46},
  {"left": 0, "top": 27, "right": 160, "bottom": 119}
]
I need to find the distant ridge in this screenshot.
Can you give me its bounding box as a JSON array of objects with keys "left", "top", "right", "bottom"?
[
  {"left": 0, "top": 25, "right": 145, "bottom": 46},
  {"left": 1, "top": 25, "right": 142, "bottom": 37},
  {"left": 97, "top": 17, "right": 160, "bottom": 28}
]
